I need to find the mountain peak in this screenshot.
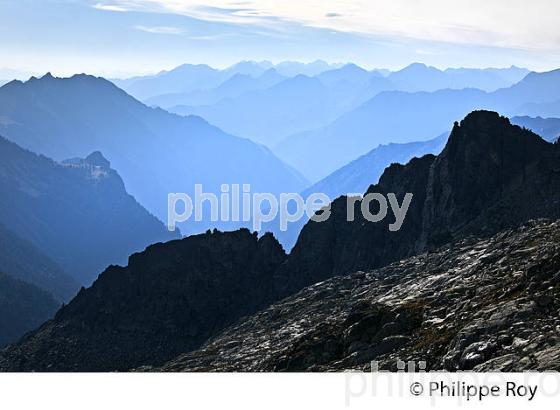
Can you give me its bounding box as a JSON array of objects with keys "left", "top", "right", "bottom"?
[
  {"left": 458, "top": 109, "right": 510, "bottom": 128},
  {"left": 275, "top": 111, "right": 560, "bottom": 298},
  {"left": 85, "top": 151, "right": 111, "bottom": 168},
  {"left": 445, "top": 110, "right": 548, "bottom": 156}
]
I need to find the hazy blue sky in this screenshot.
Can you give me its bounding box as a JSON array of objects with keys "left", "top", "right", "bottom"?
[{"left": 1, "top": 0, "right": 559, "bottom": 78}]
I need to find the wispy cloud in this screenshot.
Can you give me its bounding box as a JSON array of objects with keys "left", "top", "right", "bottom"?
[
  {"left": 93, "top": 3, "right": 129, "bottom": 12},
  {"left": 135, "top": 25, "right": 184, "bottom": 35},
  {"left": 99, "top": 0, "right": 560, "bottom": 52}
]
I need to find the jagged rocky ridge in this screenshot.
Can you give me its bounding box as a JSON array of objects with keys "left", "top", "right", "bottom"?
[
  {"left": 157, "top": 220, "right": 560, "bottom": 371},
  {"left": 1, "top": 110, "right": 559, "bottom": 371},
  {"left": 0, "top": 230, "right": 286, "bottom": 371},
  {"left": 274, "top": 111, "right": 560, "bottom": 299}
]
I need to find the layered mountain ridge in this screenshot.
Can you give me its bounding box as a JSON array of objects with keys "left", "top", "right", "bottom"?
[
  {"left": 275, "top": 111, "right": 560, "bottom": 297},
  {"left": 1, "top": 110, "right": 559, "bottom": 371},
  {"left": 0, "top": 272, "right": 59, "bottom": 348},
  {"left": 0, "top": 74, "right": 308, "bottom": 235}
]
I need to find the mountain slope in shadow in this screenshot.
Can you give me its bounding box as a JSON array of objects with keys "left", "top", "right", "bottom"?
[
  {"left": 0, "top": 222, "right": 78, "bottom": 302},
  {"left": 1, "top": 111, "right": 559, "bottom": 371},
  {"left": 0, "top": 136, "right": 177, "bottom": 285},
  {"left": 0, "top": 230, "right": 286, "bottom": 371},
  {"left": 0, "top": 272, "right": 59, "bottom": 348}
]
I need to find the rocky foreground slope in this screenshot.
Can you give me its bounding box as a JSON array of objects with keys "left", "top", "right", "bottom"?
[{"left": 159, "top": 220, "right": 560, "bottom": 372}]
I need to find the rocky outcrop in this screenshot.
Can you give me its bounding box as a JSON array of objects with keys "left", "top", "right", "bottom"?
[
  {"left": 0, "top": 229, "right": 286, "bottom": 371},
  {"left": 158, "top": 220, "right": 560, "bottom": 372},
  {"left": 274, "top": 111, "right": 560, "bottom": 299}
]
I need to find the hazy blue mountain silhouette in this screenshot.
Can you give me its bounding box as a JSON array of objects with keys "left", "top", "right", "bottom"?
[
  {"left": 511, "top": 116, "right": 560, "bottom": 142},
  {"left": 275, "top": 68, "right": 558, "bottom": 182},
  {"left": 443, "top": 66, "right": 529, "bottom": 91},
  {"left": 302, "top": 132, "right": 449, "bottom": 200},
  {"left": 169, "top": 74, "right": 351, "bottom": 146},
  {"left": 167, "top": 64, "right": 392, "bottom": 146},
  {"left": 515, "top": 101, "right": 560, "bottom": 118},
  {"left": 491, "top": 68, "right": 560, "bottom": 110},
  {"left": 114, "top": 60, "right": 339, "bottom": 102},
  {"left": 0, "top": 222, "right": 78, "bottom": 302},
  {"left": 316, "top": 63, "right": 373, "bottom": 86},
  {"left": 0, "top": 136, "right": 178, "bottom": 285},
  {"left": 276, "top": 88, "right": 487, "bottom": 181},
  {"left": 0, "top": 74, "right": 308, "bottom": 234},
  {"left": 387, "top": 63, "right": 528, "bottom": 92},
  {"left": 0, "top": 271, "right": 59, "bottom": 348},
  {"left": 136, "top": 62, "right": 527, "bottom": 148},
  {"left": 113, "top": 64, "right": 227, "bottom": 101},
  {"left": 146, "top": 68, "right": 286, "bottom": 108}
]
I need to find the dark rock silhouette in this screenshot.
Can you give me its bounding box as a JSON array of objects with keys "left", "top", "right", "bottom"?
[
  {"left": 158, "top": 220, "right": 560, "bottom": 372},
  {"left": 274, "top": 110, "right": 560, "bottom": 298},
  {"left": 0, "top": 230, "right": 286, "bottom": 371}
]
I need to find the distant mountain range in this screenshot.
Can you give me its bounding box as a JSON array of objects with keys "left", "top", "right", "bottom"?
[
  {"left": 0, "top": 74, "right": 308, "bottom": 234},
  {"left": 113, "top": 60, "right": 343, "bottom": 101},
  {"left": 302, "top": 132, "right": 449, "bottom": 200},
  {"left": 0, "top": 136, "right": 178, "bottom": 285},
  {"left": 113, "top": 62, "right": 528, "bottom": 148},
  {"left": 2, "top": 110, "right": 559, "bottom": 371},
  {"left": 168, "top": 73, "right": 366, "bottom": 146},
  {"left": 145, "top": 68, "right": 287, "bottom": 109},
  {"left": 386, "top": 63, "right": 529, "bottom": 92},
  {"left": 511, "top": 116, "right": 560, "bottom": 142},
  {"left": 276, "top": 68, "right": 560, "bottom": 181}
]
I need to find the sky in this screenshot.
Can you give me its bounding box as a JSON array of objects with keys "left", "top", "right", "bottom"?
[{"left": 1, "top": 0, "right": 560, "bottom": 78}]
